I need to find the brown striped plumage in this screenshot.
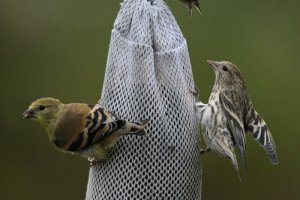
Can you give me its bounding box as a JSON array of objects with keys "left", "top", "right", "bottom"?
[
  {"left": 23, "top": 97, "right": 148, "bottom": 166},
  {"left": 196, "top": 60, "right": 278, "bottom": 180}
]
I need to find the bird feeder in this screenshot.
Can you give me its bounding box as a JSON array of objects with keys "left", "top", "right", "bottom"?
[{"left": 86, "top": 0, "right": 201, "bottom": 199}]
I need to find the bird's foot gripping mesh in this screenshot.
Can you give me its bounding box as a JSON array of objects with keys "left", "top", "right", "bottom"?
[{"left": 86, "top": 0, "right": 201, "bottom": 199}]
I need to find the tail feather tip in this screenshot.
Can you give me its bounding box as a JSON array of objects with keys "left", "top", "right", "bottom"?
[{"left": 141, "top": 118, "right": 150, "bottom": 124}]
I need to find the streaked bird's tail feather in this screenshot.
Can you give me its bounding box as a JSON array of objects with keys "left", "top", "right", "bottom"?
[
  {"left": 229, "top": 119, "right": 247, "bottom": 171},
  {"left": 227, "top": 148, "right": 242, "bottom": 181},
  {"left": 249, "top": 112, "right": 279, "bottom": 165},
  {"left": 213, "top": 133, "right": 242, "bottom": 181}
]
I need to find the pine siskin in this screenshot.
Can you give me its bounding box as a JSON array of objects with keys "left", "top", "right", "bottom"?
[
  {"left": 196, "top": 60, "right": 279, "bottom": 179},
  {"left": 23, "top": 97, "right": 148, "bottom": 166},
  {"left": 181, "top": 0, "right": 201, "bottom": 16}
]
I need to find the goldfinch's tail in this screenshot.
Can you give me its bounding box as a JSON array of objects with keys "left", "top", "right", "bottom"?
[{"left": 125, "top": 119, "right": 150, "bottom": 136}]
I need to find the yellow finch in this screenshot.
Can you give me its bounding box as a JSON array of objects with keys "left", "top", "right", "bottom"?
[
  {"left": 196, "top": 60, "right": 278, "bottom": 179},
  {"left": 181, "top": 0, "right": 201, "bottom": 16},
  {"left": 23, "top": 97, "right": 148, "bottom": 166}
]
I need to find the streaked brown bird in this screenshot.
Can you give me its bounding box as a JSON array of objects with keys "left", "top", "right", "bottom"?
[
  {"left": 181, "top": 0, "right": 201, "bottom": 16},
  {"left": 196, "top": 60, "right": 278, "bottom": 180},
  {"left": 23, "top": 97, "right": 148, "bottom": 166}
]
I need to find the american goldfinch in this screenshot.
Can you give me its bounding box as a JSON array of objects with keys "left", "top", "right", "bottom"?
[
  {"left": 181, "top": 0, "right": 201, "bottom": 16},
  {"left": 23, "top": 97, "right": 148, "bottom": 166},
  {"left": 196, "top": 60, "right": 278, "bottom": 179}
]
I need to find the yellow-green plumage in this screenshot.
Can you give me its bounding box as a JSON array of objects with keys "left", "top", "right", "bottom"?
[{"left": 23, "top": 97, "right": 148, "bottom": 166}]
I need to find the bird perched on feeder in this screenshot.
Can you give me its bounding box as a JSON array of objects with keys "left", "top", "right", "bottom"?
[
  {"left": 196, "top": 60, "right": 278, "bottom": 179},
  {"left": 181, "top": 0, "right": 201, "bottom": 16},
  {"left": 23, "top": 97, "right": 148, "bottom": 167}
]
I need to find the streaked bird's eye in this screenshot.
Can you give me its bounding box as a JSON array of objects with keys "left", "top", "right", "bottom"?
[
  {"left": 222, "top": 66, "right": 228, "bottom": 71},
  {"left": 39, "top": 105, "right": 46, "bottom": 110}
]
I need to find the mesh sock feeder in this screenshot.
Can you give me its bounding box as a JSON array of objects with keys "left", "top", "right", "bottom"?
[{"left": 86, "top": 0, "right": 201, "bottom": 199}]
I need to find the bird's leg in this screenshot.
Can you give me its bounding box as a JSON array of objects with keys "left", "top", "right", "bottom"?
[
  {"left": 88, "top": 157, "right": 97, "bottom": 167},
  {"left": 200, "top": 147, "right": 210, "bottom": 155},
  {"left": 190, "top": 86, "right": 199, "bottom": 99}
]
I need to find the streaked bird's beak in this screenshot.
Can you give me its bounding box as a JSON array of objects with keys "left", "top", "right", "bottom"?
[
  {"left": 22, "top": 108, "right": 36, "bottom": 119},
  {"left": 207, "top": 60, "right": 219, "bottom": 70}
]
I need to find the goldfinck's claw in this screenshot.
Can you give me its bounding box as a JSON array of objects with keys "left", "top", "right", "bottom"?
[{"left": 88, "top": 157, "right": 97, "bottom": 167}]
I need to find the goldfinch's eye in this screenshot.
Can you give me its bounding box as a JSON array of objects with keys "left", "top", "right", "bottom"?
[
  {"left": 222, "top": 66, "right": 228, "bottom": 71},
  {"left": 39, "top": 105, "right": 46, "bottom": 110}
]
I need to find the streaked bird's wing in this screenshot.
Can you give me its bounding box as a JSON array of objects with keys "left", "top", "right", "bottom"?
[
  {"left": 248, "top": 112, "right": 279, "bottom": 164},
  {"left": 219, "top": 90, "right": 247, "bottom": 170},
  {"left": 181, "top": 0, "right": 201, "bottom": 16},
  {"left": 193, "top": 0, "right": 201, "bottom": 14}
]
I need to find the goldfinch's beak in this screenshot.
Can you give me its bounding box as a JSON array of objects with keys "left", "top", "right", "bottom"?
[
  {"left": 207, "top": 60, "right": 219, "bottom": 70},
  {"left": 22, "top": 108, "right": 36, "bottom": 119}
]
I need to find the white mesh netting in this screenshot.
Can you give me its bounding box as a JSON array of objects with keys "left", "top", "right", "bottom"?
[{"left": 86, "top": 0, "right": 201, "bottom": 199}]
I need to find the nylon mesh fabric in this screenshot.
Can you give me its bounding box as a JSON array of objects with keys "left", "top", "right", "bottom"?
[{"left": 86, "top": 0, "right": 201, "bottom": 199}]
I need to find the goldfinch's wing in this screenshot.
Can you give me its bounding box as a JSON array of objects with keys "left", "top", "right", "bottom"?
[
  {"left": 85, "top": 105, "right": 126, "bottom": 145},
  {"left": 219, "top": 90, "right": 248, "bottom": 170},
  {"left": 68, "top": 105, "right": 125, "bottom": 152},
  {"left": 67, "top": 105, "right": 126, "bottom": 151}
]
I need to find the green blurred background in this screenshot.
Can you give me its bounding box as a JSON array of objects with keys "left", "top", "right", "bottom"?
[{"left": 1, "top": 0, "right": 299, "bottom": 199}]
